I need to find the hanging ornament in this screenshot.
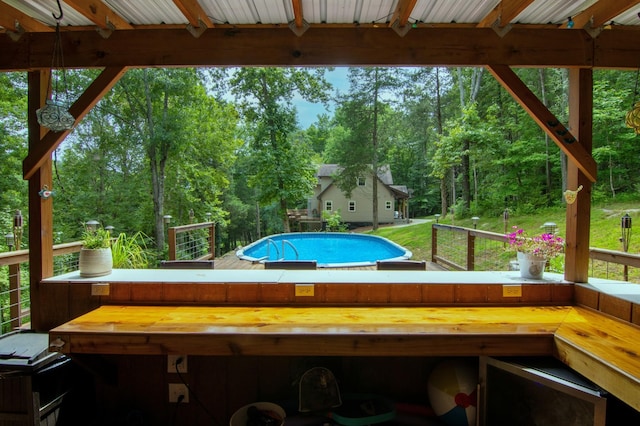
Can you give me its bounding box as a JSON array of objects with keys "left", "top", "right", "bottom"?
[
  {"left": 39, "top": 185, "right": 55, "bottom": 199},
  {"left": 625, "top": 102, "right": 640, "bottom": 134},
  {"left": 36, "top": 0, "right": 75, "bottom": 132},
  {"left": 563, "top": 185, "right": 583, "bottom": 204}
]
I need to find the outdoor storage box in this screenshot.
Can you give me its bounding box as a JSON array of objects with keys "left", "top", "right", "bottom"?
[{"left": 0, "top": 331, "right": 71, "bottom": 426}]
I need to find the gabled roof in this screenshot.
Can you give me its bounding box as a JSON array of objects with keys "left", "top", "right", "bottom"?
[
  {"left": 316, "top": 164, "right": 408, "bottom": 199},
  {"left": 318, "top": 164, "right": 393, "bottom": 185}
]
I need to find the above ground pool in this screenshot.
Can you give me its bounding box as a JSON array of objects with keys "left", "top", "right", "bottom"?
[{"left": 236, "top": 232, "right": 412, "bottom": 267}]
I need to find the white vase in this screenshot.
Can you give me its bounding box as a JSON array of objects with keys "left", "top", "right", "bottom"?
[
  {"left": 516, "top": 252, "right": 546, "bottom": 279},
  {"left": 79, "top": 247, "right": 113, "bottom": 277}
]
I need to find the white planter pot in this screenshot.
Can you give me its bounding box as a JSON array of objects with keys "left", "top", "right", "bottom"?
[
  {"left": 79, "top": 247, "right": 113, "bottom": 277},
  {"left": 517, "top": 252, "right": 546, "bottom": 280}
]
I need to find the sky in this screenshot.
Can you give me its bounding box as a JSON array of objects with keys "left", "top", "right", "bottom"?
[{"left": 294, "top": 67, "right": 350, "bottom": 128}]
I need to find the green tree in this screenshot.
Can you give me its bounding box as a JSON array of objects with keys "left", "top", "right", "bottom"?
[
  {"left": 0, "top": 73, "right": 28, "bottom": 236},
  {"left": 330, "top": 67, "right": 400, "bottom": 230},
  {"left": 230, "top": 68, "right": 331, "bottom": 232},
  {"left": 56, "top": 68, "right": 238, "bottom": 252}
]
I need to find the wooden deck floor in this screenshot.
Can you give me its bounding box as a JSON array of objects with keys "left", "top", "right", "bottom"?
[{"left": 213, "top": 252, "right": 444, "bottom": 270}]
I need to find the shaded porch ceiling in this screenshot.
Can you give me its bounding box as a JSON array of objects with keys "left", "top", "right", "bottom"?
[{"left": 1, "top": 0, "right": 640, "bottom": 70}]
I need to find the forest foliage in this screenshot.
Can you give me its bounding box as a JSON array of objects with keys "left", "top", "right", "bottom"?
[{"left": 1, "top": 67, "right": 639, "bottom": 256}]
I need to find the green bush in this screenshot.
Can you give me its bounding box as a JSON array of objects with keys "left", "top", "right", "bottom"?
[{"left": 111, "top": 231, "right": 152, "bottom": 269}]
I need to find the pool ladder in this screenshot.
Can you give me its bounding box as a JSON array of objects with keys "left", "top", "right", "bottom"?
[{"left": 266, "top": 238, "right": 299, "bottom": 261}]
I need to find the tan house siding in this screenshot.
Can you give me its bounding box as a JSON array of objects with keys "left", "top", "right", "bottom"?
[{"left": 311, "top": 165, "right": 407, "bottom": 225}]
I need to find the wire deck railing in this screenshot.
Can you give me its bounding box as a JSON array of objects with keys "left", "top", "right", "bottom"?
[{"left": 432, "top": 223, "right": 640, "bottom": 283}]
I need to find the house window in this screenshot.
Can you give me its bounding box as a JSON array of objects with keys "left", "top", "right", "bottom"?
[
  {"left": 348, "top": 200, "right": 356, "bottom": 212},
  {"left": 385, "top": 201, "right": 392, "bottom": 210},
  {"left": 357, "top": 177, "right": 366, "bottom": 186},
  {"left": 325, "top": 200, "right": 333, "bottom": 211}
]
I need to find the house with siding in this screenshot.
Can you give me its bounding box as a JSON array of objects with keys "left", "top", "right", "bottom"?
[{"left": 309, "top": 164, "right": 410, "bottom": 227}]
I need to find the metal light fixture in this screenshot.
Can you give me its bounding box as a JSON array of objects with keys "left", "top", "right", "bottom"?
[
  {"left": 105, "top": 225, "right": 115, "bottom": 234},
  {"left": 163, "top": 215, "right": 172, "bottom": 224},
  {"left": 471, "top": 216, "right": 479, "bottom": 229},
  {"left": 5, "top": 233, "right": 15, "bottom": 251},
  {"left": 621, "top": 213, "right": 632, "bottom": 252},
  {"left": 621, "top": 213, "right": 632, "bottom": 281},
  {"left": 543, "top": 222, "right": 557, "bottom": 235},
  {"left": 13, "top": 210, "right": 23, "bottom": 250},
  {"left": 434, "top": 214, "right": 440, "bottom": 223},
  {"left": 86, "top": 220, "right": 100, "bottom": 232},
  {"left": 36, "top": 0, "right": 75, "bottom": 132}
]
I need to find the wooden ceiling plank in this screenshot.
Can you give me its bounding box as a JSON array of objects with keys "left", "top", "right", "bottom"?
[
  {"left": 63, "top": 0, "right": 133, "bottom": 30},
  {"left": 172, "top": 0, "right": 214, "bottom": 28},
  {"left": 291, "top": 0, "right": 304, "bottom": 28},
  {"left": 0, "top": 3, "right": 54, "bottom": 33},
  {"left": 487, "top": 64, "right": 597, "bottom": 183},
  {"left": 477, "top": 0, "right": 534, "bottom": 28},
  {"left": 566, "top": 0, "right": 640, "bottom": 29},
  {"left": 389, "top": 0, "right": 417, "bottom": 27},
  {"left": 23, "top": 66, "right": 128, "bottom": 180}
]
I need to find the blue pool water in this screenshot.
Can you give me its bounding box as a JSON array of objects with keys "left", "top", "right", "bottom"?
[{"left": 236, "top": 232, "right": 412, "bottom": 267}]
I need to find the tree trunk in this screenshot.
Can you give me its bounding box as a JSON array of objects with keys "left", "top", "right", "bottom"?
[{"left": 371, "top": 68, "right": 380, "bottom": 230}]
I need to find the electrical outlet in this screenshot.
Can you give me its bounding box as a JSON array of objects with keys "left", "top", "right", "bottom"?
[
  {"left": 167, "top": 355, "right": 188, "bottom": 373},
  {"left": 168, "top": 383, "right": 189, "bottom": 403}
]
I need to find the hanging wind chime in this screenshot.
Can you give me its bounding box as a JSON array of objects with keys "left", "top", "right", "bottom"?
[
  {"left": 625, "top": 68, "right": 640, "bottom": 134},
  {"left": 36, "top": 0, "right": 75, "bottom": 132}
]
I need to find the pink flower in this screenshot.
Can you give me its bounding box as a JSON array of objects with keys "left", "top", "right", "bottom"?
[{"left": 506, "top": 227, "right": 564, "bottom": 258}]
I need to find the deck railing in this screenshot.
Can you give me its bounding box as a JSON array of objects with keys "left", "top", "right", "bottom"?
[
  {"left": 432, "top": 223, "right": 640, "bottom": 283},
  {"left": 0, "top": 242, "right": 82, "bottom": 334},
  {"left": 167, "top": 222, "right": 215, "bottom": 261}
]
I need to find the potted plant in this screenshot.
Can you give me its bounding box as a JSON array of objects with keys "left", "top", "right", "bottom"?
[
  {"left": 506, "top": 226, "right": 564, "bottom": 279},
  {"left": 79, "top": 225, "right": 113, "bottom": 277}
]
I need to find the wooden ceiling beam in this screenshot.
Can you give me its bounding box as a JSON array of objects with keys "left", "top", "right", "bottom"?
[
  {"left": 63, "top": 0, "right": 134, "bottom": 33},
  {"left": 291, "top": 0, "right": 304, "bottom": 29},
  {"left": 563, "top": 0, "right": 640, "bottom": 29},
  {"left": 23, "top": 66, "right": 128, "bottom": 180},
  {"left": 0, "top": 2, "right": 53, "bottom": 34},
  {"left": 478, "top": 0, "right": 535, "bottom": 28},
  {"left": 487, "top": 64, "right": 597, "bottom": 183},
  {"left": 172, "top": 0, "right": 215, "bottom": 29},
  {"left": 389, "top": 0, "right": 417, "bottom": 27},
  {"left": 0, "top": 26, "right": 605, "bottom": 70}
]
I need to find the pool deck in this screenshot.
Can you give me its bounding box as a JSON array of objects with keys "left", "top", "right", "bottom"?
[{"left": 213, "top": 251, "right": 445, "bottom": 270}]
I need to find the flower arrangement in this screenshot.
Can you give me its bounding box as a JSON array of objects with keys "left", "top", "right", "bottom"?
[{"left": 506, "top": 226, "right": 564, "bottom": 258}]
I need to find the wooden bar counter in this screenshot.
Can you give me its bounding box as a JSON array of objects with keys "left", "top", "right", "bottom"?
[
  {"left": 49, "top": 304, "right": 640, "bottom": 412},
  {"left": 45, "top": 269, "right": 640, "bottom": 415},
  {"left": 49, "top": 305, "right": 570, "bottom": 357}
]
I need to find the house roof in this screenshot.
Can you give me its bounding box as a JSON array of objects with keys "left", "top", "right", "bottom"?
[
  {"left": 316, "top": 164, "right": 409, "bottom": 199},
  {"left": 2, "top": 0, "right": 640, "bottom": 70},
  {"left": 317, "top": 164, "right": 393, "bottom": 185}
]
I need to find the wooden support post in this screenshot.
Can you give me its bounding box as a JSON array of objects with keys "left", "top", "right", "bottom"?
[
  {"left": 565, "top": 69, "right": 593, "bottom": 283},
  {"left": 27, "top": 70, "right": 54, "bottom": 331},
  {"left": 467, "top": 231, "right": 476, "bottom": 271},
  {"left": 208, "top": 223, "right": 215, "bottom": 259},
  {"left": 431, "top": 225, "right": 438, "bottom": 263},
  {"left": 168, "top": 227, "right": 177, "bottom": 260}
]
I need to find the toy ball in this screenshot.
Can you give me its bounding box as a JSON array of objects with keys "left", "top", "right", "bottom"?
[{"left": 427, "top": 359, "right": 478, "bottom": 426}]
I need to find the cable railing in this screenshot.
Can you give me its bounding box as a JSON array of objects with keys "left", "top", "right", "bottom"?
[
  {"left": 0, "top": 241, "right": 82, "bottom": 334},
  {"left": 432, "top": 223, "right": 640, "bottom": 283},
  {"left": 167, "top": 222, "right": 215, "bottom": 261}
]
